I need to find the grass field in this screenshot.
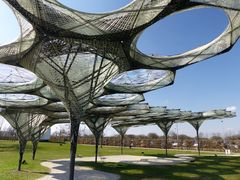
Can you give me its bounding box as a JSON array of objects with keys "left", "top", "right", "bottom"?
[
  {"left": 0, "top": 140, "right": 239, "bottom": 180},
  {"left": 79, "top": 156, "right": 240, "bottom": 180}
]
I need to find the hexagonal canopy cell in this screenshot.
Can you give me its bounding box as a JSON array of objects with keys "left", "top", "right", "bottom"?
[
  {"left": 86, "top": 106, "right": 127, "bottom": 115},
  {"left": 4, "top": 0, "right": 171, "bottom": 37},
  {"left": 23, "top": 52, "right": 119, "bottom": 111},
  {"left": 58, "top": 0, "right": 133, "bottom": 13},
  {"left": 94, "top": 93, "right": 144, "bottom": 106},
  {"left": 0, "top": 64, "right": 43, "bottom": 93},
  {"left": 39, "top": 86, "right": 59, "bottom": 101},
  {"left": 113, "top": 103, "right": 150, "bottom": 116},
  {"left": 44, "top": 102, "right": 66, "bottom": 112},
  {"left": 0, "top": 94, "right": 48, "bottom": 108},
  {"left": 106, "top": 69, "right": 175, "bottom": 93}
]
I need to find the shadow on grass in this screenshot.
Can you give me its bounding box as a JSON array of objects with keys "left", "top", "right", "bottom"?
[
  {"left": 20, "top": 170, "right": 49, "bottom": 175},
  {"left": 0, "top": 142, "right": 34, "bottom": 152},
  {"left": 0, "top": 144, "right": 19, "bottom": 151},
  {"left": 78, "top": 156, "right": 240, "bottom": 180},
  {"left": 143, "top": 153, "right": 175, "bottom": 158}
]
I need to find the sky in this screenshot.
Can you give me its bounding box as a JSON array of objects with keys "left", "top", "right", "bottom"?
[{"left": 0, "top": 0, "right": 240, "bottom": 137}]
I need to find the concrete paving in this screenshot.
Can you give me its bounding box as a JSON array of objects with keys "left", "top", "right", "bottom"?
[
  {"left": 38, "top": 159, "right": 120, "bottom": 180},
  {"left": 38, "top": 155, "right": 195, "bottom": 179},
  {"left": 78, "top": 155, "right": 195, "bottom": 165}
]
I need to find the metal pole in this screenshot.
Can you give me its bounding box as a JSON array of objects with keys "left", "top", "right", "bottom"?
[
  {"left": 176, "top": 123, "right": 179, "bottom": 149},
  {"left": 196, "top": 128, "right": 200, "bottom": 156},
  {"left": 100, "top": 134, "right": 103, "bottom": 148},
  {"left": 32, "top": 141, "right": 38, "bottom": 160},
  {"left": 18, "top": 140, "right": 27, "bottom": 171},
  {"left": 121, "top": 134, "right": 124, "bottom": 155},
  {"left": 165, "top": 132, "right": 168, "bottom": 157},
  {"left": 95, "top": 134, "right": 99, "bottom": 163},
  {"left": 69, "top": 120, "right": 80, "bottom": 180}
]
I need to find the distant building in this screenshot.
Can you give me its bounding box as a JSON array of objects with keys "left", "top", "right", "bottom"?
[
  {"left": 40, "top": 128, "right": 51, "bottom": 141},
  {"left": 172, "top": 142, "right": 178, "bottom": 147},
  {"left": 193, "top": 143, "right": 198, "bottom": 147}
]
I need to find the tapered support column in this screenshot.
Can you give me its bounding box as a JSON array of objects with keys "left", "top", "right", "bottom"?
[
  {"left": 69, "top": 119, "right": 80, "bottom": 180},
  {"left": 100, "top": 134, "right": 103, "bottom": 148},
  {"left": 32, "top": 141, "right": 38, "bottom": 160},
  {"left": 120, "top": 134, "right": 124, "bottom": 155},
  {"left": 196, "top": 128, "right": 200, "bottom": 156},
  {"left": 157, "top": 121, "right": 174, "bottom": 157},
  {"left": 112, "top": 126, "right": 128, "bottom": 155},
  {"left": 18, "top": 140, "right": 27, "bottom": 171},
  {"left": 85, "top": 117, "right": 110, "bottom": 165},
  {"left": 164, "top": 132, "right": 168, "bottom": 157},
  {"left": 188, "top": 120, "right": 203, "bottom": 157},
  {"left": 31, "top": 127, "right": 48, "bottom": 161},
  {"left": 95, "top": 135, "right": 100, "bottom": 163}
]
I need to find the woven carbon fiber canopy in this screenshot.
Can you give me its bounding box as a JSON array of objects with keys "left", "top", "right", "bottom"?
[
  {"left": 0, "top": 94, "right": 48, "bottom": 108},
  {"left": 0, "top": 0, "right": 239, "bottom": 178},
  {"left": 111, "top": 107, "right": 236, "bottom": 128},
  {"left": 94, "top": 93, "right": 144, "bottom": 106},
  {"left": 0, "top": 64, "right": 43, "bottom": 92},
  {"left": 106, "top": 69, "right": 175, "bottom": 93}
]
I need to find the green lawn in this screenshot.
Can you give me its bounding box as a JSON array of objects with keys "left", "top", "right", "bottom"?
[
  {"left": 0, "top": 140, "right": 239, "bottom": 180},
  {"left": 79, "top": 156, "right": 240, "bottom": 180}
]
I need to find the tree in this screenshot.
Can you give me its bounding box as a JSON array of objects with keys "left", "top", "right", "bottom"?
[{"left": 147, "top": 133, "right": 159, "bottom": 139}]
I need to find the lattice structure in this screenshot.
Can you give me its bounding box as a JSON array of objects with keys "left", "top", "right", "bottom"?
[
  {"left": 0, "top": 1, "right": 239, "bottom": 179},
  {"left": 0, "top": 108, "right": 48, "bottom": 170},
  {"left": 0, "top": 94, "right": 70, "bottom": 170},
  {"left": 0, "top": 64, "right": 68, "bottom": 170},
  {"left": 94, "top": 93, "right": 144, "bottom": 106},
  {"left": 112, "top": 107, "right": 236, "bottom": 157},
  {"left": 111, "top": 108, "right": 236, "bottom": 127},
  {"left": 106, "top": 69, "right": 175, "bottom": 93},
  {"left": 0, "top": 63, "right": 43, "bottom": 92},
  {"left": 84, "top": 116, "right": 111, "bottom": 163},
  {"left": 112, "top": 126, "right": 129, "bottom": 155},
  {"left": 157, "top": 121, "right": 175, "bottom": 156},
  {"left": 30, "top": 124, "right": 49, "bottom": 160}
]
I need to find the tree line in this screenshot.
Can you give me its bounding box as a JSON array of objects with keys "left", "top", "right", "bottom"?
[{"left": 1, "top": 123, "right": 240, "bottom": 152}]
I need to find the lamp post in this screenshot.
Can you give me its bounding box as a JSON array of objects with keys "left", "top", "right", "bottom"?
[{"left": 176, "top": 123, "right": 179, "bottom": 149}]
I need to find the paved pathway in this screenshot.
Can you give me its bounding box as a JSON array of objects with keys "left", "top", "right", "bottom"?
[
  {"left": 38, "top": 155, "right": 195, "bottom": 179},
  {"left": 38, "top": 159, "right": 120, "bottom": 180},
  {"left": 78, "top": 155, "right": 194, "bottom": 165}
]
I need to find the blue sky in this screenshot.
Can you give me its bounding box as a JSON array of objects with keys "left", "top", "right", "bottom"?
[{"left": 0, "top": 0, "right": 239, "bottom": 137}]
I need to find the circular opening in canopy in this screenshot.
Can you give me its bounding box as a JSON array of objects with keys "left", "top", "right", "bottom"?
[
  {"left": 0, "top": 1, "right": 20, "bottom": 45},
  {"left": 58, "top": 0, "right": 133, "bottom": 13},
  {"left": 137, "top": 7, "right": 228, "bottom": 56}
]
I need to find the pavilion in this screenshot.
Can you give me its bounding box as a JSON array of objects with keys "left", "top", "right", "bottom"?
[{"left": 0, "top": 1, "right": 239, "bottom": 180}]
